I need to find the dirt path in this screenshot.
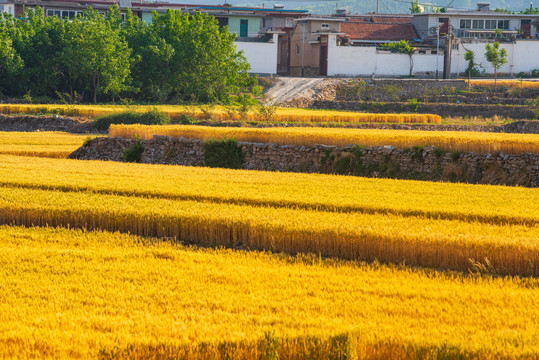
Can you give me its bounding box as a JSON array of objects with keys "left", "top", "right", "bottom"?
[{"left": 263, "top": 77, "right": 344, "bottom": 106}]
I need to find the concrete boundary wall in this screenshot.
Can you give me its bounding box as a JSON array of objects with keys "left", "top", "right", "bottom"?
[
  {"left": 235, "top": 34, "right": 279, "bottom": 74},
  {"left": 328, "top": 35, "right": 444, "bottom": 77},
  {"left": 451, "top": 40, "right": 539, "bottom": 76},
  {"left": 70, "top": 136, "right": 539, "bottom": 187}
]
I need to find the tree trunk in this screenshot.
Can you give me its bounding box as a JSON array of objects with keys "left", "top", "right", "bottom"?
[
  {"left": 468, "top": 66, "right": 471, "bottom": 91},
  {"left": 494, "top": 68, "right": 497, "bottom": 91}
]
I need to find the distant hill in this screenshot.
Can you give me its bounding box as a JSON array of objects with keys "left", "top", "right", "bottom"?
[{"left": 170, "top": 0, "right": 538, "bottom": 15}]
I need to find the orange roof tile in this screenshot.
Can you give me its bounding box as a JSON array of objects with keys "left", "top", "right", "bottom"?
[{"left": 341, "top": 22, "right": 418, "bottom": 41}]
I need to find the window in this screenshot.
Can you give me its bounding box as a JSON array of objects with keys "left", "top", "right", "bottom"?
[
  {"left": 321, "top": 23, "right": 330, "bottom": 29},
  {"left": 498, "top": 20, "right": 509, "bottom": 30},
  {"left": 295, "top": 45, "right": 300, "bottom": 56},
  {"left": 460, "top": 19, "right": 471, "bottom": 29},
  {"left": 472, "top": 19, "right": 484, "bottom": 29},
  {"left": 485, "top": 19, "right": 497, "bottom": 29}
]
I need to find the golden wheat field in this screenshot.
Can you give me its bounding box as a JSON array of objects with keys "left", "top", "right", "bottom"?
[
  {"left": 0, "top": 155, "right": 538, "bottom": 276},
  {"left": 0, "top": 103, "right": 442, "bottom": 124},
  {"left": 0, "top": 132, "right": 92, "bottom": 158},
  {"left": 111, "top": 124, "right": 539, "bottom": 154},
  {"left": 470, "top": 79, "right": 539, "bottom": 89},
  {"left": 2, "top": 225, "right": 539, "bottom": 359},
  {"left": 2, "top": 128, "right": 539, "bottom": 359},
  {"left": 0, "top": 155, "right": 537, "bottom": 226}
]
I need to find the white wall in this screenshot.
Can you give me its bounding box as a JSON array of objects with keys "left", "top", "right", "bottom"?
[
  {"left": 452, "top": 40, "right": 539, "bottom": 75},
  {"left": 328, "top": 36, "right": 444, "bottom": 76},
  {"left": 234, "top": 34, "right": 279, "bottom": 74},
  {"left": 1, "top": 5, "right": 15, "bottom": 16}
]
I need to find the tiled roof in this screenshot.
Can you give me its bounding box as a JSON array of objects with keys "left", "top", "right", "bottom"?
[
  {"left": 345, "top": 15, "right": 412, "bottom": 24},
  {"left": 341, "top": 22, "right": 418, "bottom": 41}
]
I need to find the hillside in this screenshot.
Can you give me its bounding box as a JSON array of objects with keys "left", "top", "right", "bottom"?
[{"left": 170, "top": 0, "right": 539, "bottom": 15}]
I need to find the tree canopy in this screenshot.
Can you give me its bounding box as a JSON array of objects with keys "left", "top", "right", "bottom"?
[
  {"left": 0, "top": 6, "right": 256, "bottom": 103},
  {"left": 485, "top": 42, "right": 508, "bottom": 89}
]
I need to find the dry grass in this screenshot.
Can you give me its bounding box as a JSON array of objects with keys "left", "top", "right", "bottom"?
[
  {"left": 0, "top": 104, "right": 441, "bottom": 124},
  {"left": 1, "top": 225, "right": 539, "bottom": 359},
  {"left": 110, "top": 124, "right": 539, "bottom": 154}
]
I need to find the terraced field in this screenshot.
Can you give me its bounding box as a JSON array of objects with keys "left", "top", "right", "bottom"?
[
  {"left": 1, "top": 126, "right": 538, "bottom": 359},
  {"left": 111, "top": 124, "right": 539, "bottom": 154},
  {"left": 0, "top": 132, "right": 92, "bottom": 158},
  {"left": 0, "top": 155, "right": 537, "bottom": 276},
  {"left": 0, "top": 104, "right": 441, "bottom": 124},
  {"left": 2, "top": 226, "right": 539, "bottom": 359}
]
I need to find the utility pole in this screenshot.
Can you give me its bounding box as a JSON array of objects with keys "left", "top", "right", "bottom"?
[
  {"left": 443, "top": 25, "right": 453, "bottom": 79},
  {"left": 436, "top": 24, "right": 441, "bottom": 79},
  {"left": 377, "top": 0, "right": 379, "bottom": 14},
  {"left": 301, "top": 21, "right": 306, "bottom": 77}
]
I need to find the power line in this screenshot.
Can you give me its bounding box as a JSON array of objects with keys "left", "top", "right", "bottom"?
[{"left": 380, "top": 0, "right": 393, "bottom": 13}]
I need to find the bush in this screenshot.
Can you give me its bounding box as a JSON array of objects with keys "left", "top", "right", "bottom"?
[
  {"left": 170, "top": 114, "right": 195, "bottom": 125},
  {"left": 123, "top": 135, "right": 144, "bottom": 163},
  {"left": 203, "top": 138, "right": 244, "bottom": 169},
  {"left": 406, "top": 98, "right": 421, "bottom": 112},
  {"left": 93, "top": 109, "right": 170, "bottom": 131}
]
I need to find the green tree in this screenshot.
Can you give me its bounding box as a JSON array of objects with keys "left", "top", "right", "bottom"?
[
  {"left": 0, "top": 29, "right": 23, "bottom": 95},
  {"left": 60, "top": 7, "right": 131, "bottom": 102},
  {"left": 147, "top": 10, "right": 255, "bottom": 103},
  {"left": 485, "top": 42, "right": 508, "bottom": 90},
  {"left": 381, "top": 40, "right": 415, "bottom": 76},
  {"left": 410, "top": 0, "right": 421, "bottom": 13},
  {"left": 464, "top": 50, "right": 476, "bottom": 89}
]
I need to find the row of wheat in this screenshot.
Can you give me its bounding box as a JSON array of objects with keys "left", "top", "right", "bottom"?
[
  {"left": 0, "top": 131, "right": 89, "bottom": 158},
  {"left": 1, "top": 225, "right": 538, "bottom": 359},
  {"left": 111, "top": 124, "right": 539, "bottom": 154},
  {"left": 0, "top": 185, "right": 537, "bottom": 276},
  {"left": 470, "top": 79, "right": 539, "bottom": 89},
  {"left": 0, "top": 104, "right": 442, "bottom": 124},
  {"left": 1, "top": 154, "right": 538, "bottom": 226}
]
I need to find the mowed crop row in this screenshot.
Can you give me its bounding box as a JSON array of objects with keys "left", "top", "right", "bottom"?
[
  {"left": 0, "top": 185, "right": 538, "bottom": 276},
  {"left": 1, "top": 155, "right": 538, "bottom": 226},
  {"left": 110, "top": 124, "right": 539, "bottom": 154},
  {"left": 0, "top": 104, "right": 442, "bottom": 124},
  {"left": 0, "top": 132, "right": 92, "bottom": 158},
  {"left": 3, "top": 225, "right": 539, "bottom": 359}
]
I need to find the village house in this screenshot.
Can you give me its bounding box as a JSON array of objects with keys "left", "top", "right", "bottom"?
[{"left": 0, "top": 0, "right": 538, "bottom": 77}]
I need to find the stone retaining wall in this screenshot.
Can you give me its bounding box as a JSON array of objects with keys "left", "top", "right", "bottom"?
[
  {"left": 0, "top": 115, "right": 78, "bottom": 132},
  {"left": 0, "top": 115, "right": 93, "bottom": 133},
  {"left": 69, "top": 136, "right": 539, "bottom": 187}
]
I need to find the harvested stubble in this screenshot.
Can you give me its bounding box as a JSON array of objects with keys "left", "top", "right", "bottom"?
[
  {"left": 0, "top": 104, "right": 442, "bottom": 124},
  {"left": 0, "top": 131, "right": 91, "bottom": 158},
  {"left": 110, "top": 124, "right": 539, "bottom": 154},
  {"left": 0, "top": 185, "right": 537, "bottom": 276},
  {"left": 0, "top": 155, "right": 538, "bottom": 227},
  {"left": 470, "top": 79, "right": 539, "bottom": 89},
  {"left": 2, "top": 225, "right": 539, "bottom": 359}
]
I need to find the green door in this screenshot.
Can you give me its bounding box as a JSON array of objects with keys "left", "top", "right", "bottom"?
[{"left": 240, "top": 19, "right": 248, "bottom": 37}]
